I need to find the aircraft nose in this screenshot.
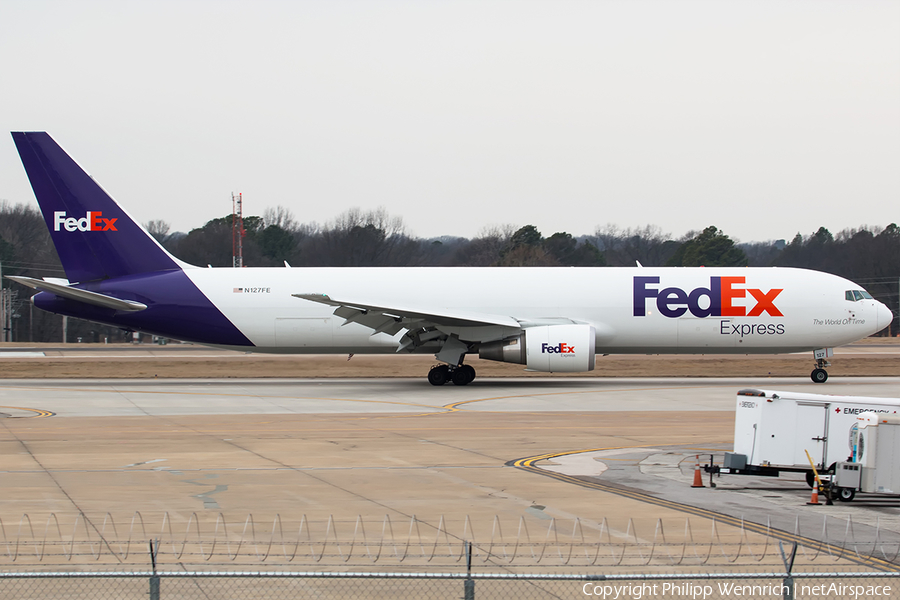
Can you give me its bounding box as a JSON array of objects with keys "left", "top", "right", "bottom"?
[{"left": 876, "top": 302, "right": 894, "bottom": 332}]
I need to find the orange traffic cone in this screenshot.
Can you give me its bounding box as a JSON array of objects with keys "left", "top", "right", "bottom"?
[
  {"left": 691, "top": 455, "right": 705, "bottom": 488},
  {"left": 807, "top": 485, "right": 821, "bottom": 505}
]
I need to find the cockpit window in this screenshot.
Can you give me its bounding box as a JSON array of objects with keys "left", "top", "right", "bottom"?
[{"left": 846, "top": 290, "right": 873, "bottom": 301}]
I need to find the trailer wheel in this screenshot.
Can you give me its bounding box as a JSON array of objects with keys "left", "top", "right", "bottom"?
[
  {"left": 836, "top": 487, "right": 856, "bottom": 502},
  {"left": 806, "top": 472, "right": 816, "bottom": 488}
]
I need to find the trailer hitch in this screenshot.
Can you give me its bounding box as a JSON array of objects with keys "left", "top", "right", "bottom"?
[{"left": 703, "top": 454, "right": 719, "bottom": 488}]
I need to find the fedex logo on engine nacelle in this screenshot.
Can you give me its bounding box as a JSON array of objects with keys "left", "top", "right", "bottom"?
[
  {"left": 53, "top": 211, "right": 118, "bottom": 232},
  {"left": 542, "top": 343, "right": 575, "bottom": 354},
  {"left": 633, "top": 276, "right": 783, "bottom": 318}
]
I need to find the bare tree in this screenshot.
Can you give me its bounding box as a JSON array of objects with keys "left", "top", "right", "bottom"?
[
  {"left": 144, "top": 219, "right": 171, "bottom": 243},
  {"left": 299, "top": 207, "right": 421, "bottom": 266},
  {"left": 262, "top": 206, "right": 297, "bottom": 232},
  {"left": 593, "top": 224, "right": 678, "bottom": 266},
  {"left": 452, "top": 224, "right": 516, "bottom": 266},
  {"left": 0, "top": 200, "right": 62, "bottom": 277}
]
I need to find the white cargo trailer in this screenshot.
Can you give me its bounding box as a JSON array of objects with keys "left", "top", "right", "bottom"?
[{"left": 720, "top": 389, "right": 900, "bottom": 482}]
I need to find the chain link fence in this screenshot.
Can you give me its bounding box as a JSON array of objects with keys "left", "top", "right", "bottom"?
[
  {"left": 3, "top": 513, "right": 900, "bottom": 597},
  {"left": 1, "top": 570, "right": 899, "bottom": 599}
]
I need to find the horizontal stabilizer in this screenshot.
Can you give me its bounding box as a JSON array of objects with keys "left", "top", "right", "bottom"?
[{"left": 7, "top": 276, "right": 147, "bottom": 312}]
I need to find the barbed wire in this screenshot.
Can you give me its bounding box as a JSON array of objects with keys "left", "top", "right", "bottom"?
[{"left": 0, "top": 513, "right": 897, "bottom": 568}]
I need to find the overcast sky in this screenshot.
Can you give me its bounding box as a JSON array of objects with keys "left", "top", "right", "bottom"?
[{"left": 1, "top": 1, "right": 897, "bottom": 243}]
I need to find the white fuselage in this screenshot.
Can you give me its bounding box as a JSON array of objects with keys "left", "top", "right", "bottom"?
[{"left": 180, "top": 266, "right": 889, "bottom": 355}]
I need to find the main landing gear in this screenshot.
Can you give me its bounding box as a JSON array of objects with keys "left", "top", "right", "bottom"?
[
  {"left": 428, "top": 335, "right": 476, "bottom": 386},
  {"left": 810, "top": 348, "right": 833, "bottom": 383},
  {"left": 428, "top": 364, "right": 476, "bottom": 386}
]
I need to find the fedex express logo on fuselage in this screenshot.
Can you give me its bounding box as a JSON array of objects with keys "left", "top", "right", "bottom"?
[
  {"left": 633, "top": 276, "right": 783, "bottom": 318},
  {"left": 53, "top": 211, "right": 118, "bottom": 232}
]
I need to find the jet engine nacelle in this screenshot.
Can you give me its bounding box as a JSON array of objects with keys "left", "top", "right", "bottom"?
[{"left": 478, "top": 324, "right": 596, "bottom": 372}]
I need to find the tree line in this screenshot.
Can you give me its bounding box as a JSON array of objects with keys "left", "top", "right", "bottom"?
[{"left": 1, "top": 199, "right": 897, "bottom": 342}]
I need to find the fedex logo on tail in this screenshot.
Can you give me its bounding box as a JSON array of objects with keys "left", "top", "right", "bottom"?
[
  {"left": 53, "top": 211, "right": 118, "bottom": 232},
  {"left": 633, "top": 276, "right": 783, "bottom": 318}
]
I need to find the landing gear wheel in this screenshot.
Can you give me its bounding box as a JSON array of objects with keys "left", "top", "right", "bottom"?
[
  {"left": 452, "top": 365, "right": 476, "bottom": 386},
  {"left": 428, "top": 365, "right": 450, "bottom": 386},
  {"left": 835, "top": 487, "right": 856, "bottom": 502},
  {"left": 811, "top": 368, "right": 828, "bottom": 384}
]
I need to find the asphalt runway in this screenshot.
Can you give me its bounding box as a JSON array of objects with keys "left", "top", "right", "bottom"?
[{"left": 1, "top": 376, "right": 899, "bottom": 568}]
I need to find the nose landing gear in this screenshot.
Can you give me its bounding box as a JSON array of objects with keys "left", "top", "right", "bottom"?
[
  {"left": 811, "top": 368, "right": 828, "bottom": 383},
  {"left": 810, "top": 348, "right": 833, "bottom": 383}
]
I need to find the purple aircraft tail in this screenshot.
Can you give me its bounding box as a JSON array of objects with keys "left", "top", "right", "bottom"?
[{"left": 11, "top": 132, "right": 181, "bottom": 283}]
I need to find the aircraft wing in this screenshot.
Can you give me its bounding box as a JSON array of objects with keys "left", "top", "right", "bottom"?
[
  {"left": 7, "top": 276, "right": 148, "bottom": 312},
  {"left": 293, "top": 293, "right": 522, "bottom": 349}
]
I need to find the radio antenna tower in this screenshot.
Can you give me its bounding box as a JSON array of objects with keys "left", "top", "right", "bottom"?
[{"left": 232, "top": 192, "right": 244, "bottom": 268}]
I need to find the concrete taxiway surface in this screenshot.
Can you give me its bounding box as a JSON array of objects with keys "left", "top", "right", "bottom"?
[
  {"left": 1, "top": 376, "right": 899, "bottom": 567},
  {"left": 2, "top": 376, "right": 899, "bottom": 416}
]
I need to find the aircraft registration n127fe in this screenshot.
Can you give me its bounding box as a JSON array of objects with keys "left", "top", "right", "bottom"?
[{"left": 8, "top": 132, "right": 894, "bottom": 385}]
